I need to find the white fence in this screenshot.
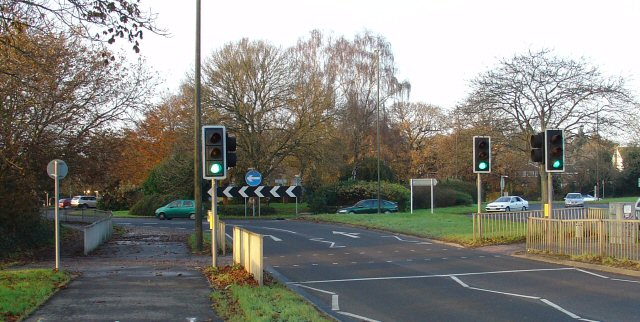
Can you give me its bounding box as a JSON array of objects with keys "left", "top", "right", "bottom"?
[{"left": 233, "top": 226, "right": 263, "bottom": 285}]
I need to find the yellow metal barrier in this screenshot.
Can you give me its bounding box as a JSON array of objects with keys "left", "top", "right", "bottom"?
[
  {"left": 527, "top": 217, "right": 640, "bottom": 261},
  {"left": 233, "top": 226, "right": 263, "bottom": 285},
  {"left": 473, "top": 207, "right": 608, "bottom": 242}
]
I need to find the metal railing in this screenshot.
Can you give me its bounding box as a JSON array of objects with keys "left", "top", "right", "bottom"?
[
  {"left": 473, "top": 207, "right": 607, "bottom": 241},
  {"left": 527, "top": 217, "right": 640, "bottom": 261}
]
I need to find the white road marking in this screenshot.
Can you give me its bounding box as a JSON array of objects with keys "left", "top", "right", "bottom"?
[
  {"left": 177, "top": 227, "right": 186, "bottom": 230},
  {"left": 540, "top": 299, "right": 581, "bottom": 319},
  {"left": 294, "top": 267, "right": 575, "bottom": 284},
  {"left": 294, "top": 284, "right": 340, "bottom": 311},
  {"left": 259, "top": 226, "right": 299, "bottom": 234},
  {"left": 264, "top": 235, "right": 282, "bottom": 242},
  {"left": 336, "top": 311, "right": 381, "bottom": 322},
  {"left": 119, "top": 223, "right": 131, "bottom": 225},
  {"left": 309, "top": 238, "right": 345, "bottom": 248},
  {"left": 332, "top": 231, "right": 360, "bottom": 238},
  {"left": 576, "top": 269, "right": 609, "bottom": 279},
  {"left": 611, "top": 278, "right": 640, "bottom": 284},
  {"left": 143, "top": 222, "right": 158, "bottom": 225}
]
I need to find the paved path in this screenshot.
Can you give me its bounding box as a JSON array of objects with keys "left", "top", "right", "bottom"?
[{"left": 25, "top": 227, "right": 226, "bottom": 322}]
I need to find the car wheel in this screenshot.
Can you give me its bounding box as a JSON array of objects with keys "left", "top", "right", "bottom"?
[
  {"left": 348, "top": 211, "right": 355, "bottom": 214},
  {"left": 505, "top": 206, "right": 511, "bottom": 212},
  {"left": 522, "top": 206, "right": 527, "bottom": 211},
  {"left": 81, "top": 204, "right": 88, "bottom": 209},
  {"left": 189, "top": 213, "right": 195, "bottom": 220},
  {"left": 159, "top": 213, "right": 166, "bottom": 220},
  {"left": 384, "top": 210, "right": 391, "bottom": 214}
]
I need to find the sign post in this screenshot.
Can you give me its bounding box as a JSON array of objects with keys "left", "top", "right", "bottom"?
[
  {"left": 410, "top": 178, "right": 438, "bottom": 214},
  {"left": 47, "top": 159, "right": 68, "bottom": 271}
]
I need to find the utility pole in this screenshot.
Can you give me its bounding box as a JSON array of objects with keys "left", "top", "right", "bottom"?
[{"left": 193, "top": 0, "right": 203, "bottom": 251}]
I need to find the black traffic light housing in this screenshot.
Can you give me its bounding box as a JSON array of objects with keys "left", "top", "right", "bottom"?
[
  {"left": 202, "top": 125, "right": 227, "bottom": 179},
  {"left": 530, "top": 132, "right": 545, "bottom": 163},
  {"left": 226, "top": 134, "right": 237, "bottom": 169},
  {"left": 473, "top": 136, "right": 491, "bottom": 173},
  {"left": 545, "top": 129, "right": 565, "bottom": 172}
]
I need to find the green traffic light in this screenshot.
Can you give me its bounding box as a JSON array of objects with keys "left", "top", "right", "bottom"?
[
  {"left": 552, "top": 160, "right": 562, "bottom": 169},
  {"left": 478, "top": 162, "right": 488, "bottom": 170},
  {"left": 210, "top": 162, "right": 223, "bottom": 175}
]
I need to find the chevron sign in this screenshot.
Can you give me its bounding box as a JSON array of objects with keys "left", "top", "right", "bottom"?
[{"left": 217, "top": 186, "right": 302, "bottom": 198}]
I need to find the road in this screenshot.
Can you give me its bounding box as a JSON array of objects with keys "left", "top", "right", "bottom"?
[{"left": 115, "top": 217, "right": 640, "bottom": 321}]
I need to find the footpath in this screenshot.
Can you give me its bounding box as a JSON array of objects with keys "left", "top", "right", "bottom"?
[{"left": 25, "top": 226, "right": 226, "bottom": 322}]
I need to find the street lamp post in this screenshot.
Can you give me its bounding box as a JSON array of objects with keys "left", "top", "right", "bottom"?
[{"left": 375, "top": 49, "right": 381, "bottom": 214}]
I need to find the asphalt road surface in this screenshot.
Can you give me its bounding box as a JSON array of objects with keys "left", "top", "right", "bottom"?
[{"left": 115, "top": 217, "right": 640, "bottom": 321}]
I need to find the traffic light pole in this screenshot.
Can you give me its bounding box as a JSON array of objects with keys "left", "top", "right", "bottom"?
[
  {"left": 476, "top": 173, "right": 481, "bottom": 214},
  {"left": 211, "top": 179, "right": 218, "bottom": 267},
  {"left": 547, "top": 172, "right": 553, "bottom": 219}
]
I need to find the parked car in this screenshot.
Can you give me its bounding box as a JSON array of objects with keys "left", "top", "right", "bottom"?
[
  {"left": 70, "top": 195, "right": 97, "bottom": 208},
  {"left": 155, "top": 200, "right": 196, "bottom": 220},
  {"left": 582, "top": 194, "right": 599, "bottom": 202},
  {"left": 485, "top": 196, "right": 528, "bottom": 212},
  {"left": 336, "top": 199, "right": 399, "bottom": 214},
  {"left": 58, "top": 198, "right": 71, "bottom": 209},
  {"left": 564, "top": 193, "right": 584, "bottom": 207}
]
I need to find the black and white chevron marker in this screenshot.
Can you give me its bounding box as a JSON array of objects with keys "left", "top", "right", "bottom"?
[{"left": 217, "top": 186, "right": 302, "bottom": 198}]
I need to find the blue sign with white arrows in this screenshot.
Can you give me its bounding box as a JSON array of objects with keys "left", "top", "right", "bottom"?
[{"left": 245, "top": 170, "right": 262, "bottom": 187}]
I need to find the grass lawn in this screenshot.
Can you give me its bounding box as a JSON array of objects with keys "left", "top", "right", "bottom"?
[
  {"left": 0, "top": 269, "right": 71, "bottom": 322},
  {"left": 305, "top": 205, "right": 480, "bottom": 246},
  {"left": 204, "top": 265, "right": 330, "bottom": 322}
]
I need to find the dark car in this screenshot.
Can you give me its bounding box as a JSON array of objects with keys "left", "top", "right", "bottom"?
[
  {"left": 337, "top": 199, "right": 399, "bottom": 214},
  {"left": 58, "top": 198, "right": 71, "bottom": 209},
  {"left": 155, "top": 200, "right": 196, "bottom": 220}
]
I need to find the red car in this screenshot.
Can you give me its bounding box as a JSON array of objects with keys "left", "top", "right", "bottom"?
[{"left": 58, "top": 198, "right": 71, "bottom": 209}]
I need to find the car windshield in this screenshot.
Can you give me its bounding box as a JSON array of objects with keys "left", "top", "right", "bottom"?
[
  {"left": 495, "top": 197, "right": 511, "bottom": 202},
  {"left": 566, "top": 194, "right": 581, "bottom": 199}
]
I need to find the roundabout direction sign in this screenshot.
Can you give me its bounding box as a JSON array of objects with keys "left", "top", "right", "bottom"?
[{"left": 245, "top": 170, "right": 262, "bottom": 187}]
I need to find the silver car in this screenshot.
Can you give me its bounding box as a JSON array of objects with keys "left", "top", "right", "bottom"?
[
  {"left": 71, "top": 195, "right": 97, "bottom": 208},
  {"left": 564, "top": 193, "right": 584, "bottom": 207}
]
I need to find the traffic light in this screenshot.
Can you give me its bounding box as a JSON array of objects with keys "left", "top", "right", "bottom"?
[
  {"left": 202, "top": 125, "right": 227, "bottom": 179},
  {"left": 473, "top": 136, "right": 491, "bottom": 173},
  {"left": 530, "top": 132, "right": 545, "bottom": 163},
  {"left": 545, "top": 129, "right": 565, "bottom": 172},
  {"left": 226, "top": 133, "right": 237, "bottom": 169}
]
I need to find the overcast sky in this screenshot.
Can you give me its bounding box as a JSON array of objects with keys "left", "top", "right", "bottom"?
[{"left": 135, "top": 0, "right": 640, "bottom": 110}]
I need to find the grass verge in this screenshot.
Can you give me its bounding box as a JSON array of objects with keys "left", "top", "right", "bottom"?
[
  {"left": 203, "top": 265, "right": 330, "bottom": 322},
  {"left": 0, "top": 269, "right": 71, "bottom": 322},
  {"left": 304, "top": 205, "right": 481, "bottom": 246}
]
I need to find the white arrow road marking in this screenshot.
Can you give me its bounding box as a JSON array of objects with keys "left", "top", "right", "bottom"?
[
  {"left": 381, "top": 235, "right": 431, "bottom": 244},
  {"left": 260, "top": 227, "right": 299, "bottom": 234},
  {"left": 223, "top": 186, "right": 233, "bottom": 198},
  {"left": 310, "top": 238, "right": 345, "bottom": 248},
  {"left": 270, "top": 186, "right": 280, "bottom": 198},
  {"left": 255, "top": 186, "right": 265, "bottom": 197},
  {"left": 286, "top": 186, "right": 296, "bottom": 197},
  {"left": 264, "top": 235, "right": 282, "bottom": 242},
  {"left": 333, "top": 231, "right": 360, "bottom": 238},
  {"left": 238, "top": 186, "right": 249, "bottom": 198}
]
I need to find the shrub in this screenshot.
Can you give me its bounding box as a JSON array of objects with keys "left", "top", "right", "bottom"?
[
  {"left": 217, "top": 204, "right": 276, "bottom": 216},
  {"left": 129, "top": 194, "right": 176, "bottom": 217},
  {"left": 309, "top": 181, "right": 410, "bottom": 213}
]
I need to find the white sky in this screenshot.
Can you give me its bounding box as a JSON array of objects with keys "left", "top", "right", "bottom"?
[{"left": 136, "top": 0, "right": 640, "bottom": 110}]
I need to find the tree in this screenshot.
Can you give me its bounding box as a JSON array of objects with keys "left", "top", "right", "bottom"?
[
  {"left": 201, "top": 38, "right": 336, "bottom": 184},
  {"left": 1, "top": 0, "right": 162, "bottom": 56},
  {"left": 461, "top": 49, "right": 636, "bottom": 203}
]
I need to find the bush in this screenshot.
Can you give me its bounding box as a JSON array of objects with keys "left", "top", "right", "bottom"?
[
  {"left": 129, "top": 194, "right": 176, "bottom": 217},
  {"left": 98, "top": 188, "right": 142, "bottom": 211},
  {"left": 410, "top": 179, "right": 474, "bottom": 209},
  {"left": 309, "top": 181, "right": 410, "bottom": 213},
  {"left": 217, "top": 204, "right": 276, "bottom": 216}
]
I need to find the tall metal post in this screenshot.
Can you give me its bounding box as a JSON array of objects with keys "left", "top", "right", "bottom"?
[
  {"left": 193, "top": 0, "right": 203, "bottom": 251},
  {"left": 547, "top": 173, "right": 553, "bottom": 219},
  {"left": 211, "top": 179, "right": 217, "bottom": 267},
  {"left": 54, "top": 160, "right": 60, "bottom": 271},
  {"left": 376, "top": 49, "right": 381, "bottom": 214},
  {"left": 477, "top": 173, "right": 482, "bottom": 214}
]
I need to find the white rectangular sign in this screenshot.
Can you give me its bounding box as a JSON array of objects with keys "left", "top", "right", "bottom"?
[{"left": 412, "top": 178, "right": 438, "bottom": 187}]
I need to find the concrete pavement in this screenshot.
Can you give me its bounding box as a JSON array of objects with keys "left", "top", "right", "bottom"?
[{"left": 25, "top": 227, "right": 227, "bottom": 322}]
